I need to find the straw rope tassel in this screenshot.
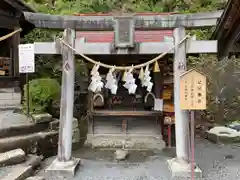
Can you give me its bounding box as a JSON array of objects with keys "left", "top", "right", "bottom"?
[
  {"left": 122, "top": 70, "right": 127, "bottom": 82},
  {"left": 153, "top": 61, "right": 160, "bottom": 73}
]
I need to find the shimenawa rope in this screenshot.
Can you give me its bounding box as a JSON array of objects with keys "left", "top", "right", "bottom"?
[
  {"left": 0, "top": 28, "right": 22, "bottom": 42},
  {"left": 59, "top": 34, "right": 191, "bottom": 70}
]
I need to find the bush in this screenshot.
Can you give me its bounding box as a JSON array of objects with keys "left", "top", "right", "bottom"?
[
  {"left": 189, "top": 55, "right": 240, "bottom": 124},
  {"left": 23, "top": 78, "right": 61, "bottom": 114}
]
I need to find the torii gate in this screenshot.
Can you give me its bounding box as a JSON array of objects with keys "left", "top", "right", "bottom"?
[{"left": 21, "top": 10, "right": 233, "bottom": 177}]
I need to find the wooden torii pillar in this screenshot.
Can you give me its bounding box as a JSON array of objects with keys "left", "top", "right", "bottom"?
[{"left": 47, "top": 29, "right": 80, "bottom": 176}]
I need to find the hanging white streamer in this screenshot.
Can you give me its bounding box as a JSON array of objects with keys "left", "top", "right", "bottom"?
[
  {"left": 105, "top": 67, "right": 118, "bottom": 94},
  {"left": 123, "top": 68, "right": 137, "bottom": 94},
  {"left": 88, "top": 64, "right": 104, "bottom": 93},
  {"left": 142, "top": 65, "right": 153, "bottom": 92}
]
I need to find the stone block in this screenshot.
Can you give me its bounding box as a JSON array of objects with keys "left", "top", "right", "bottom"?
[
  {"left": 86, "top": 134, "right": 166, "bottom": 151},
  {"left": 2, "top": 166, "right": 32, "bottom": 180},
  {"left": 72, "top": 128, "right": 80, "bottom": 144},
  {"left": 49, "top": 119, "right": 59, "bottom": 130},
  {"left": 26, "top": 176, "right": 45, "bottom": 180},
  {"left": 45, "top": 157, "right": 80, "bottom": 177},
  {"left": 2, "top": 155, "right": 42, "bottom": 180},
  {"left": 115, "top": 149, "right": 129, "bottom": 160},
  {"left": 72, "top": 118, "right": 79, "bottom": 129},
  {"left": 0, "top": 131, "right": 58, "bottom": 153},
  {"left": 0, "top": 88, "right": 15, "bottom": 93},
  {"left": 0, "top": 93, "right": 13, "bottom": 100},
  {"left": 207, "top": 126, "right": 240, "bottom": 144},
  {"left": 0, "top": 149, "right": 26, "bottom": 167},
  {"left": 32, "top": 114, "right": 52, "bottom": 124}
]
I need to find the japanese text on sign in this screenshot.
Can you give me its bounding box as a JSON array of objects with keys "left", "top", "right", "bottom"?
[
  {"left": 180, "top": 69, "right": 207, "bottom": 110},
  {"left": 19, "top": 44, "right": 35, "bottom": 73}
]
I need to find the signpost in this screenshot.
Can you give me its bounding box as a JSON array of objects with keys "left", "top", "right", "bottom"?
[
  {"left": 180, "top": 69, "right": 207, "bottom": 179},
  {"left": 18, "top": 44, "right": 35, "bottom": 116}
]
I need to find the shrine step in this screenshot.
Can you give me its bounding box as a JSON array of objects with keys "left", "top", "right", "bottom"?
[
  {"left": 92, "top": 110, "right": 162, "bottom": 117},
  {"left": 85, "top": 134, "right": 166, "bottom": 151},
  {"left": 0, "top": 131, "right": 58, "bottom": 157},
  {"left": 1, "top": 155, "right": 42, "bottom": 180},
  {"left": 0, "top": 123, "right": 50, "bottom": 138}
]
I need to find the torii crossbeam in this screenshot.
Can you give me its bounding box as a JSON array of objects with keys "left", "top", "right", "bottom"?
[{"left": 23, "top": 11, "right": 223, "bottom": 30}]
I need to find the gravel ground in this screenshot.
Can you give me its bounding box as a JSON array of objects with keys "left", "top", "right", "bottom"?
[{"left": 37, "top": 139, "right": 240, "bottom": 180}]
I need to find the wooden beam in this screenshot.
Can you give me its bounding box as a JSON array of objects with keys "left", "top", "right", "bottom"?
[
  {"left": 218, "top": 19, "right": 240, "bottom": 59},
  {"left": 23, "top": 11, "right": 223, "bottom": 30},
  {"left": 4, "top": 0, "right": 34, "bottom": 13},
  {"left": 211, "top": 0, "right": 233, "bottom": 40},
  {"left": 34, "top": 40, "right": 219, "bottom": 55},
  {"left": 0, "top": 16, "right": 18, "bottom": 29}
]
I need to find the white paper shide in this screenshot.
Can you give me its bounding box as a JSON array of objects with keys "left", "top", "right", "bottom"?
[
  {"left": 88, "top": 64, "right": 104, "bottom": 93},
  {"left": 142, "top": 65, "right": 153, "bottom": 92},
  {"left": 105, "top": 67, "right": 118, "bottom": 94},
  {"left": 123, "top": 68, "right": 137, "bottom": 94}
]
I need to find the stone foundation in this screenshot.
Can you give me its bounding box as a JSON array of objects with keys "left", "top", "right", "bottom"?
[{"left": 85, "top": 134, "right": 166, "bottom": 151}]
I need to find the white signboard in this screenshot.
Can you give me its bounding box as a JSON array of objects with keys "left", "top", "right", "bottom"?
[{"left": 19, "top": 44, "right": 35, "bottom": 73}]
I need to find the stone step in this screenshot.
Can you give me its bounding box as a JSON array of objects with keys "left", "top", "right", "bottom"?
[
  {"left": 0, "top": 149, "right": 26, "bottom": 167},
  {"left": 26, "top": 176, "right": 45, "bottom": 180},
  {"left": 0, "top": 131, "right": 58, "bottom": 156},
  {"left": 1, "top": 155, "right": 42, "bottom": 180},
  {"left": 0, "top": 123, "right": 49, "bottom": 138}
]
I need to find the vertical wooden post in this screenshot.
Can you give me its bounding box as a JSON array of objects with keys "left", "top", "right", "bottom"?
[
  {"left": 12, "top": 27, "right": 20, "bottom": 77},
  {"left": 173, "top": 27, "right": 189, "bottom": 161},
  {"left": 47, "top": 28, "right": 79, "bottom": 177},
  {"left": 153, "top": 61, "right": 165, "bottom": 136},
  {"left": 153, "top": 60, "right": 164, "bottom": 111},
  {"left": 58, "top": 28, "right": 76, "bottom": 161},
  {"left": 8, "top": 39, "right": 13, "bottom": 77}
]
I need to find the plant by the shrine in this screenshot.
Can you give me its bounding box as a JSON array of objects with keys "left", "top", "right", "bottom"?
[
  {"left": 23, "top": 78, "right": 61, "bottom": 114},
  {"left": 189, "top": 55, "right": 240, "bottom": 124}
]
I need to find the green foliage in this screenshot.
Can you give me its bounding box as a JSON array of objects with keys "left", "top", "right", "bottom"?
[
  {"left": 23, "top": 78, "right": 61, "bottom": 114},
  {"left": 189, "top": 55, "right": 240, "bottom": 124},
  {"left": 23, "top": 0, "right": 226, "bottom": 14}
]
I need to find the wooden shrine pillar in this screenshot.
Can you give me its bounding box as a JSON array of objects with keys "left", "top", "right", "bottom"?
[
  {"left": 12, "top": 26, "right": 20, "bottom": 77},
  {"left": 173, "top": 27, "right": 189, "bottom": 161},
  {"left": 153, "top": 61, "right": 164, "bottom": 136},
  {"left": 47, "top": 28, "right": 79, "bottom": 176}
]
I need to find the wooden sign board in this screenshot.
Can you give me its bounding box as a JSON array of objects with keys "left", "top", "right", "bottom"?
[
  {"left": 180, "top": 69, "right": 207, "bottom": 110},
  {"left": 19, "top": 44, "right": 35, "bottom": 73},
  {"left": 0, "top": 70, "right": 5, "bottom": 76}
]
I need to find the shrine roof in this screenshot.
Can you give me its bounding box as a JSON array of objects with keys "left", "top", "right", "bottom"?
[{"left": 211, "top": 0, "right": 240, "bottom": 59}]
